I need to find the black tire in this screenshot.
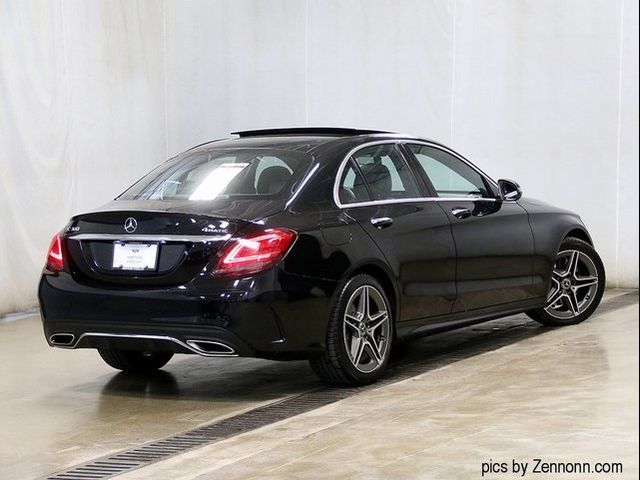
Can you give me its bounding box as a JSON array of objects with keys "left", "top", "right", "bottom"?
[
  {"left": 310, "top": 274, "right": 393, "bottom": 386},
  {"left": 526, "top": 237, "right": 605, "bottom": 326},
  {"left": 98, "top": 349, "right": 173, "bottom": 373}
]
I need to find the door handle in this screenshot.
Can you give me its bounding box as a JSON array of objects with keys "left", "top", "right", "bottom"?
[
  {"left": 451, "top": 207, "right": 471, "bottom": 219},
  {"left": 370, "top": 216, "right": 394, "bottom": 229}
]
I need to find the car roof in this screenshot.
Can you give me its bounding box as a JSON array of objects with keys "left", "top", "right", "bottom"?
[
  {"left": 185, "top": 127, "right": 439, "bottom": 156},
  {"left": 232, "top": 127, "right": 393, "bottom": 137}
]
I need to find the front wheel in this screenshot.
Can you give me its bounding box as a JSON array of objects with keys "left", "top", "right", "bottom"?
[
  {"left": 98, "top": 349, "right": 173, "bottom": 373},
  {"left": 527, "top": 238, "right": 605, "bottom": 326},
  {"left": 310, "top": 274, "right": 393, "bottom": 386}
]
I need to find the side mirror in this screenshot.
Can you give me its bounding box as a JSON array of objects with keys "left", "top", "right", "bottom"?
[{"left": 498, "top": 178, "right": 522, "bottom": 201}]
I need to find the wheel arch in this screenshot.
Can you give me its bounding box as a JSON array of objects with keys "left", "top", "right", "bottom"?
[
  {"left": 542, "top": 225, "right": 596, "bottom": 293},
  {"left": 525, "top": 211, "right": 596, "bottom": 299},
  {"left": 563, "top": 227, "right": 593, "bottom": 246},
  {"left": 553, "top": 225, "right": 594, "bottom": 258},
  {"left": 346, "top": 263, "right": 399, "bottom": 333}
]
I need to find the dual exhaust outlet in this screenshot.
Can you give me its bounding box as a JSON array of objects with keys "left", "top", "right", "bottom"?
[{"left": 49, "top": 333, "right": 235, "bottom": 356}]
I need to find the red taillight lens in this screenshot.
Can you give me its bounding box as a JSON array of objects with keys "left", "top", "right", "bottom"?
[
  {"left": 213, "top": 228, "right": 297, "bottom": 277},
  {"left": 46, "top": 232, "right": 64, "bottom": 272}
]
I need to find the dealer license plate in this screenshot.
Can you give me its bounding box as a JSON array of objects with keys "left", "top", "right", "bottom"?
[{"left": 112, "top": 243, "right": 158, "bottom": 271}]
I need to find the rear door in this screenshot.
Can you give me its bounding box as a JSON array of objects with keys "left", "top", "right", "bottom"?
[
  {"left": 404, "top": 143, "right": 535, "bottom": 312},
  {"left": 336, "top": 142, "right": 456, "bottom": 320}
]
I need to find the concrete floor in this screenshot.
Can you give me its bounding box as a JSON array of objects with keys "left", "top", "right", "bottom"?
[{"left": 0, "top": 291, "right": 637, "bottom": 479}]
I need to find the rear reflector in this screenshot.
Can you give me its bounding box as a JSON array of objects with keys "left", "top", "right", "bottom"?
[
  {"left": 213, "top": 228, "right": 297, "bottom": 277},
  {"left": 46, "top": 232, "right": 64, "bottom": 272}
]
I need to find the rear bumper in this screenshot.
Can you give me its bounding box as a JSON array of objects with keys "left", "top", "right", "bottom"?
[
  {"left": 47, "top": 332, "right": 243, "bottom": 356},
  {"left": 38, "top": 269, "right": 337, "bottom": 360}
]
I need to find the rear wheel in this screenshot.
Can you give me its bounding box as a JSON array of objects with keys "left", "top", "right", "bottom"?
[
  {"left": 98, "top": 349, "right": 173, "bottom": 373},
  {"left": 527, "top": 238, "right": 605, "bottom": 326},
  {"left": 310, "top": 274, "right": 393, "bottom": 386}
]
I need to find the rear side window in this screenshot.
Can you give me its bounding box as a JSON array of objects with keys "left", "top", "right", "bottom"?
[
  {"left": 338, "top": 161, "right": 371, "bottom": 204},
  {"left": 407, "top": 144, "right": 492, "bottom": 199},
  {"left": 119, "top": 148, "right": 311, "bottom": 201},
  {"left": 351, "top": 144, "right": 420, "bottom": 201}
]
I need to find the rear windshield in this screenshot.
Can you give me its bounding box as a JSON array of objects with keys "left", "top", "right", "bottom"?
[{"left": 119, "top": 148, "right": 312, "bottom": 201}]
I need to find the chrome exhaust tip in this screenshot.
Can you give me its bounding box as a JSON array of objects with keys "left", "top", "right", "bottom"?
[
  {"left": 186, "top": 339, "right": 236, "bottom": 356},
  {"left": 49, "top": 333, "right": 76, "bottom": 347}
]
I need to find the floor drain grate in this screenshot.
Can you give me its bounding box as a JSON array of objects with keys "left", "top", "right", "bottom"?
[
  {"left": 43, "top": 291, "right": 638, "bottom": 479},
  {"left": 43, "top": 388, "right": 358, "bottom": 480}
]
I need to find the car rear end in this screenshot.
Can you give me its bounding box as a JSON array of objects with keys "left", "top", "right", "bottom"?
[{"left": 38, "top": 141, "right": 326, "bottom": 359}]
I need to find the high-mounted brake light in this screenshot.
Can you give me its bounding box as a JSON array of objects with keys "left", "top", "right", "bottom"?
[
  {"left": 213, "top": 228, "right": 297, "bottom": 277},
  {"left": 46, "top": 232, "right": 65, "bottom": 272}
]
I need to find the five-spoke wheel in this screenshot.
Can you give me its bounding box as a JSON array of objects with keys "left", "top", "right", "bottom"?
[
  {"left": 527, "top": 237, "right": 605, "bottom": 326},
  {"left": 343, "top": 285, "right": 390, "bottom": 374},
  {"left": 545, "top": 250, "right": 599, "bottom": 319},
  {"left": 310, "top": 274, "right": 393, "bottom": 385}
]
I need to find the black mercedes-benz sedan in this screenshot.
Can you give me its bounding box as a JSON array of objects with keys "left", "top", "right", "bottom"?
[{"left": 39, "top": 128, "right": 605, "bottom": 385}]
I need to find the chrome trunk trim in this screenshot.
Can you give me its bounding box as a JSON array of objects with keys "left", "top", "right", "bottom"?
[{"left": 67, "top": 233, "right": 231, "bottom": 243}]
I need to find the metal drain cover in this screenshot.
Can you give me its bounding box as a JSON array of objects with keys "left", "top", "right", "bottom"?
[{"left": 559, "top": 339, "right": 599, "bottom": 347}]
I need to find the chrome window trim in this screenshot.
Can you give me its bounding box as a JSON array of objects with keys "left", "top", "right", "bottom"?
[
  {"left": 67, "top": 233, "right": 232, "bottom": 243},
  {"left": 333, "top": 196, "right": 497, "bottom": 209},
  {"left": 333, "top": 140, "right": 500, "bottom": 209},
  {"left": 332, "top": 140, "right": 416, "bottom": 208},
  {"left": 50, "top": 332, "right": 238, "bottom": 357}
]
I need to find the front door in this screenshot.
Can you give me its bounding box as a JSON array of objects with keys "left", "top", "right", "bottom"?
[{"left": 404, "top": 143, "right": 535, "bottom": 313}]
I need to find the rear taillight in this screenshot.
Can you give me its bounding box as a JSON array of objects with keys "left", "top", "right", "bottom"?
[
  {"left": 213, "top": 228, "right": 297, "bottom": 277},
  {"left": 46, "top": 232, "right": 64, "bottom": 272}
]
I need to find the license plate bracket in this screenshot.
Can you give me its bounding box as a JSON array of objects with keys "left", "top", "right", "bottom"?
[{"left": 112, "top": 242, "right": 159, "bottom": 271}]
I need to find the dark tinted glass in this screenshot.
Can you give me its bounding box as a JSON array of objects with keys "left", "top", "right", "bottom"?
[
  {"left": 338, "top": 160, "right": 371, "bottom": 204},
  {"left": 408, "top": 144, "right": 491, "bottom": 199},
  {"left": 352, "top": 144, "right": 420, "bottom": 200},
  {"left": 119, "top": 148, "right": 312, "bottom": 201}
]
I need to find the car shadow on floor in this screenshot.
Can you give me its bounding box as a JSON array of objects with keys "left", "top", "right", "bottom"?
[
  {"left": 98, "top": 316, "right": 543, "bottom": 402},
  {"left": 98, "top": 292, "right": 638, "bottom": 402}
]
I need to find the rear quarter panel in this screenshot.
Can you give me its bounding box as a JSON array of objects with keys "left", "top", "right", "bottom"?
[{"left": 263, "top": 203, "right": 396, "bottom": 352}]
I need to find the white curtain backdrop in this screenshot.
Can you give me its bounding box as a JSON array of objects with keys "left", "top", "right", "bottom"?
[
  {"left": 1, "top": 0, "right": 638, "bottom": 315},
  {"left": 1, "top": 0, "right": 166, "bottom": 314}
]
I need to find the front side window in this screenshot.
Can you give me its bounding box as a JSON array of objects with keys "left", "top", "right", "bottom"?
[
  {"left": 119, "top": 148, "right": 311, "bottom": 201},
  {"left": 407, "top": 144, "right": 492, "bottom": 199},
  {"left": 351, "top": 144, "right": 421, "bottom": 201}
]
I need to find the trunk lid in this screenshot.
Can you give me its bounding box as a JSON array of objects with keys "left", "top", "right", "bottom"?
[{"left": 63, "top": 199, "right": 281, "bottom": 286}]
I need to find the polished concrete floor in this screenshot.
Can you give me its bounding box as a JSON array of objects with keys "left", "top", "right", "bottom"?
[{"left": 0, "top": 290, "right": 637, "bottom": 479}]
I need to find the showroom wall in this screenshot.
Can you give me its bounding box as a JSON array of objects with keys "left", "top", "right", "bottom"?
[
  {"left": 0, "top": 0, "right": 638, "bottom": 315},
  {"left": 0, "top": 1, "right": 167, "bottom": 314}
]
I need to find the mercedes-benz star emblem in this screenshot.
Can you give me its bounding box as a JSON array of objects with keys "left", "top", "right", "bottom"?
[{"left": 124, "top": 217, "right": 138, "bottom": 233}]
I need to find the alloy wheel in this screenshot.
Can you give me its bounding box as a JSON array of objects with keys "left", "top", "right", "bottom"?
[
  {"left": 545, "top": 249, "right": 599, "bottom": 320},
  {"left": 342, "top": 285, "right": 390, "bottom": 373}
]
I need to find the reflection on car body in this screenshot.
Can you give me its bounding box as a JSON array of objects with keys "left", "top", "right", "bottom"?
[{"left": 39, "top": 128, "right": 605, "bottom": 385}]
